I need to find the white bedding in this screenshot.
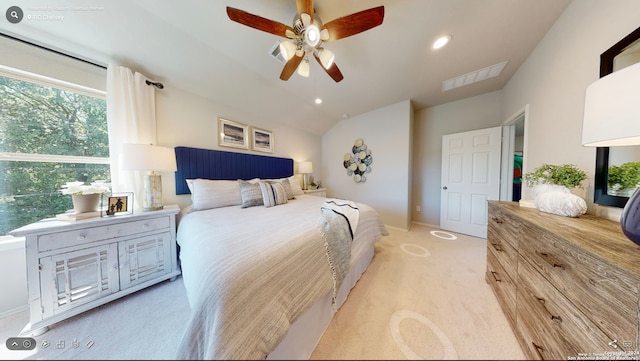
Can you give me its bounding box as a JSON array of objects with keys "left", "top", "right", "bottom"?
[{"left": 175, "top": 195, "right": 387, "bottom": 359}]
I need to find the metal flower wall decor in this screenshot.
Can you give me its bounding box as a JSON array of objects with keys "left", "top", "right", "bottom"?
[{"left": 343, "top": 138, "right": 373, "bottom": 183}]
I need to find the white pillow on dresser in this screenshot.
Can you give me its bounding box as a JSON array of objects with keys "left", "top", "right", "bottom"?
[{"left": 186, "top": 179, "right": 242, "bottom": 211}]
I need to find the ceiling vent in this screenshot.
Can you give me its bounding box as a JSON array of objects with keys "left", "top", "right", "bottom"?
[
  {"left": 442, "top": 60, "right": 509, "bottom": 91},
  {"left": 269, "top": 41, "right": 287, "bottom": 64}
]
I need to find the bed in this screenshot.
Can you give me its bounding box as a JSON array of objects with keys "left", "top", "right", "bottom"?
[{"left": 172, "top": 146, "right": 388, "bottom": 359}]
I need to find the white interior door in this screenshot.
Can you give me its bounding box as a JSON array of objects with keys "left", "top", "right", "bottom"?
[{"left": 440, "top": 126, "right": 502, "bottom": 238}]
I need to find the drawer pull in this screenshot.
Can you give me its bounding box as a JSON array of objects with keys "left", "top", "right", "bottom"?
[
  {"left": 490, "top": 271, "right": 502, "bottom": 282},
  {"left": 490, "top": 242, "right": 503, "bottom": 252},
  {"left": 143, "top": 223, "right": 150, "bottom": 230},
  {"left": 77, "top": 234, "right": 86, "bottom": 241},
  {"left": 532, "top": 341, "right": 545, "bottom": 359},
  {"left": 536, "top": 251, "right": 563, "bottom": 269},
  {"left": 536, "top": 297, "right": 562, "bottom": 323},
  {"left": 491, "top": 216, "right": 503, "bottom": 224}
]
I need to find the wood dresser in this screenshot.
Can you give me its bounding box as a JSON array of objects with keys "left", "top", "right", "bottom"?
[{"left": 485, "top": 200, "right": 640, "bottom": 360}]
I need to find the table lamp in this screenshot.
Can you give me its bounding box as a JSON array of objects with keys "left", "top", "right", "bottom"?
[
  {"left": 582, "top": 61, "right": 640, "bottom": 244},
  {"left": 121, "top": 143, "right": 177, "bottom": 211},
  {"left": 298, "top": 161, "right": 313, "bottom": 190}
]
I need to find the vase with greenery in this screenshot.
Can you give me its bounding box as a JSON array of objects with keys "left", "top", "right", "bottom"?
[
  {"left": 607, "top": 161, "right": 640, "bottom": 197},
  {"left": 523, "top": 163, "right": 587, "bottom": 189}
]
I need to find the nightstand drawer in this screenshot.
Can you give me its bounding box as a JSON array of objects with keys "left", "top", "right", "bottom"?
[
  {"left": 487, "top": 202, "right": 524, "bottom": 249},
  {"left": 38, "top": 216, "right": 172, "bottom": 252}
]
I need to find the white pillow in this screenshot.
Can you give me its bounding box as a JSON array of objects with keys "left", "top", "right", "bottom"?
[
  {"left": 186, "top": 179, "right": 242, "bottom": 211},
  {"left": 259, "top": 181, "right": 288, "bottom": 208},
  {"left": 288, "top": 176, "right": 304, "bottom": 196}
]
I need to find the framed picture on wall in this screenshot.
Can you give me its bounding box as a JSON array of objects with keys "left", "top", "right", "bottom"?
[
  {"left": 251, "top": 126, "right": 274, "bottom": 153},
  {"left": 218, "top": 117, "right": 249, "bottom": 149}
]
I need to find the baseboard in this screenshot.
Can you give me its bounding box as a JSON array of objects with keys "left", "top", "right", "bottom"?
[
  {"left": 384, "top": 224, "right": 409, "bottom": 232},
  {"left": 411, "top": 221, "right": 440, "bottom": 228},
  {"left": 0, "top": 305, "right": 28, "bottom": 320}
]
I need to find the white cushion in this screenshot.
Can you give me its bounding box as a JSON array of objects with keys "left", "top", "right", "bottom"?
[
  {"left": 288, "top": 176, "right": 304, "bottom": 196},
  {"left": 186, "top": 179, "right": 242, "bottom": 211}
]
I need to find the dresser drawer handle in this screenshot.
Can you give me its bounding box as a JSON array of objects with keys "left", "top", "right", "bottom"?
[
  {"left": 490, "top": 242, "right": 503, "bottom": 252},
  {"left": 532, "top": 341, "right": 545, "bottom": 359},
  {"left": 77, "top": 234, "right": 86, "bottom": 241},
  {"left": 491, "top": 216, "right": 503, "bottom": 224},
  {"left": 490, "top": 271, "right": 502, "bottom": 283},
  {"left": 536, "top": 251, "right": 563, "bottom": 269},
  {"left": 536, "top": 297, "right": 562, "bottom": 323}
]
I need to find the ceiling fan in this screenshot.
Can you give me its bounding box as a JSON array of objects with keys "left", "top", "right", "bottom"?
[{"left": 226, "top": 0, "right": 384, "bottom": 82}]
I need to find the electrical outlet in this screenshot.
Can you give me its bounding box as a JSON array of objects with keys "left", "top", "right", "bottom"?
[{"left": 416, "top": 205, "right": 421, "bottom": 212}]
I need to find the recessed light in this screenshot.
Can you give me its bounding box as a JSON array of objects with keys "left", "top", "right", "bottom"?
[
  {"left": 432, "top": 34, "right": 451, "bottom": 50},
  {"left": 314, "top": 98, "right": 322, "bottom": 105}
]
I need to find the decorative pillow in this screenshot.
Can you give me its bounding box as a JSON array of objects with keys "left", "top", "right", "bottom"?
[
  {"left": 535, "top": 191, "right": 587, "bottom": 217},
  {"left": 238, "top": 179, "right": 264, "bottom": 208},
  {"left": 264, "top": 178, "right": 295, "bottom": 200},
  {"left": 288, "top": 176, "right": 305, "bottom": 196},
  {"left": 259, "top": 181, "right": 288, "bottom": 208},
  {"left": 186, "top": 179, "right": 242, "bottom": 211}
]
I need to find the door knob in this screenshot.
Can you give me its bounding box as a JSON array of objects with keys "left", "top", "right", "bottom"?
[{"left": 442, "top": 186, "right": 448, "bottom": 190}]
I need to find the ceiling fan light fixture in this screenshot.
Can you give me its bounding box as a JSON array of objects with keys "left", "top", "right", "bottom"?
[
  {"left": 298, "top": 58, "right": 310, "bottom": 77},
  {"left": 305, "top": 24, "right": 321, "bottom": 47},
  {"left": 318, "top": 48, "right": 335, "bottom": 69},
  {"left": 279, "top": 41, "right": 296, "bottom": 60}
]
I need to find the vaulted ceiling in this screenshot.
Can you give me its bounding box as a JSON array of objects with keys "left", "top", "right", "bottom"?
[{"left": 0, "top": 0, "right": 572, "bottom": 134}]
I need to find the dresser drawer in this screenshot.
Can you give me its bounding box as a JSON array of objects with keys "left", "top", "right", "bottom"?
[
  {"left": 517, "top": 255, "right": 619, "bottom": 359},
  {"left": 38, "top": 216, "right": 172, "bottom": 252},
  {"left": 486, "top": 248, "right": 517, "bottom": 328},
  {"left": 487, "top": 202, "right": 523, "bottom": 249},
  {"left": 518, "top": 229, "right": 637, "bottom": 346},
  {"left": 487, "top": 228, "right": 518, "bottom": 280}
]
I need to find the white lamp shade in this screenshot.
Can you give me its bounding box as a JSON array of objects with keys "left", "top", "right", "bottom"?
[
  {"left": 120, "top": 144, "right": 177, "bottom": 172},
  {"left": 582, "top": 61, "right": 640, "bottom": 147},
  {"left": 298, "top": 161, "right": 313, "bottom": 174},
  {"left": 279, "top": 41, "right": 296, "bottom": 61},
  {"left": 318, "top": 48, "right": 335, "bottom": 69},
  {"left": 297, "top": 59, "right": 310, "bottom": 78}
]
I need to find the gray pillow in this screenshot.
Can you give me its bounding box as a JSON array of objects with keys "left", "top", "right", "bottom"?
[{"left": 238, "top": 179, "right": 264, "bottom": 208}]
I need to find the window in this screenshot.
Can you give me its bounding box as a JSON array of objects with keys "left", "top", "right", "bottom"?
[{"left": 0, "top": 65, "right": 109, "bottom": 236}]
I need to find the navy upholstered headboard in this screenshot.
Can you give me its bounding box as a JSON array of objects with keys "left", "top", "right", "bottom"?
[{"left": 174, "top": 146, "right": 294, "bottom": 195}]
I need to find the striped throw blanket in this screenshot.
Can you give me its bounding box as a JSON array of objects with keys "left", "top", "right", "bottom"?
[{"left": 320, "top": 198, "right": 360, "bottom": 307}]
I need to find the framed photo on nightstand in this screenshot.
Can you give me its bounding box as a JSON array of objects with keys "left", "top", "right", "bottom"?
[{"left": 101, "top": 192, "right": 133, "bottom": 217}]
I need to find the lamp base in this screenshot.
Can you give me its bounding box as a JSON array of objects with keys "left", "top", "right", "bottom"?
[
  {"left": 143, "top": 173, "right": 164, "bottom": 211},
  {"left": 621, "top": 187, "right": 640, "bottom": 244}
]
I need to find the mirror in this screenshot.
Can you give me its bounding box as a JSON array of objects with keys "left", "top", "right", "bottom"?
[{"left": 594, "top": 26, "right": 640, "bottom": 208}]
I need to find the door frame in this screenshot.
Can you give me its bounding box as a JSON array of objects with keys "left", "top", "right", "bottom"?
[{"left": 499, "top": 104, "right": 529, "bottom": 201}]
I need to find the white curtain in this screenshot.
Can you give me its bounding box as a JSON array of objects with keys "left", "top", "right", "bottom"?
[{"left": 106, "top": 64, "right": 157, "bottom": 209}]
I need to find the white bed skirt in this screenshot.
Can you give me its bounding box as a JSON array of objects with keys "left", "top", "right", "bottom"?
[{"left": 267, "top": 242, "right": 375, "bottom": 360}]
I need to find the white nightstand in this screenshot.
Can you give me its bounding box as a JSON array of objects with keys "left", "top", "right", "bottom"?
[
  {"left": 9, "top": 205, "right": 181, "bottom": 336},
  {"left": 303, "top": 188, "right": 327, "bottom": 197}
]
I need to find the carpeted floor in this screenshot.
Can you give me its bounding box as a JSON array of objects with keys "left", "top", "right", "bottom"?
[{"left": 0, "top": 223, "right": 524, "bottom": 360}]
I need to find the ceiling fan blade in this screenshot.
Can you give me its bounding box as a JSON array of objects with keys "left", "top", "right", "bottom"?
[
  {"left": 227, "top": 7, "right": 294, "bottom": 38},
  {"left": 296, "top": 0, "right": 313, "bottom": 23},
  {"left": 322, "top": 6, "right": 384, "bottom": 42},
  {"left": 280, "top": 52, "right": 305, "bottom": 81},
  {"left": 313, "top": 53, "right": 344, "bottom": 82}
]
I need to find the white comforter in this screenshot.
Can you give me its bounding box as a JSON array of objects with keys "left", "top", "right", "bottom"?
[{"left": 175, "top": 195, "right": 387, "bottom": 360}]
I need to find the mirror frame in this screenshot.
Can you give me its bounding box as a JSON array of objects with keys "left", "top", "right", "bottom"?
[{"left": 594, "top": 26, "right": 640, "bottom": 208}]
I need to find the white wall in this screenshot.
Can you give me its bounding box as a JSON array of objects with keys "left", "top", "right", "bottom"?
[
  {"left": 501, "top": 0, "right": 640, "bottom": 220},
  {"left": 412, "top": 91, "right": 504, "bottom": 226},
  {"left": 322, "top": 100, "right": 413, "bottom": 230},
  {"left": 155, "top": 84, "right": 323, "bottom": 209}
]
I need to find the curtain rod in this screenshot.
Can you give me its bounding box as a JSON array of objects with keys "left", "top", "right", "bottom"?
[{"left": 0, "top": 31, "right": 164, "bottom": 89}]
